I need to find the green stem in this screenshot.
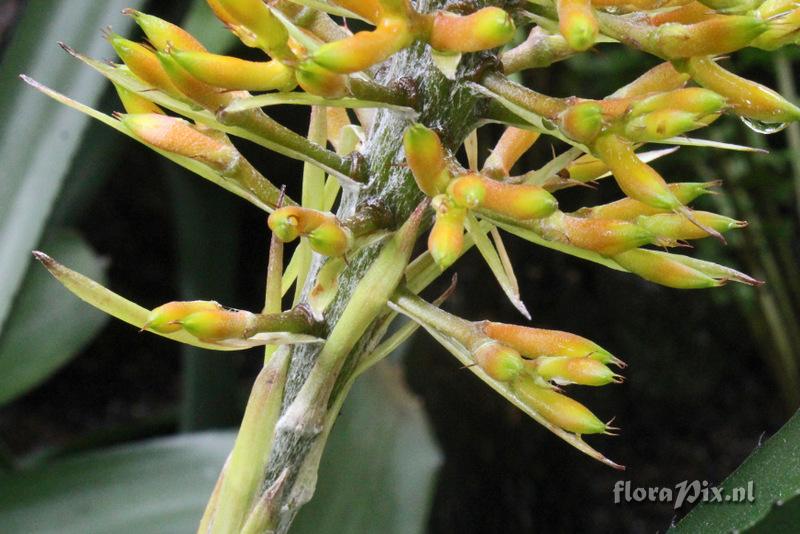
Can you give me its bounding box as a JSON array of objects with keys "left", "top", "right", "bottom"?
[
  {"left": 501, "top": 26, "right": 574, "bottom": 74},
  {"left": 481, "top": 71, "right": 568, "bottom": 118}
]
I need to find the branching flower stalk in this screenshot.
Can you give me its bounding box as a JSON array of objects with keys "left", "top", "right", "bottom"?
[{"left": 22, "top": 0, "right": 800, "bottom": 531}]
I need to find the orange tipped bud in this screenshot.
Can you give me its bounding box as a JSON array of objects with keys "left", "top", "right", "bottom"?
[
  {"left": 557, "top": 0, "right": 599, "bottom": 51},
  {"left": 268, "top": 207, "right": 352, "bottom": 256},
  {"left": 212, "top": 0, "right": 293, "bottom": 59},
  {"left": 447, "top": 174, "right": 486, "bottom": 209},
  {"left": 578, "top": 181, "right": 718, "bottom": 220},
  {"left": 636, "top": 210, "right": 746, "bottom": 241},
  {"left": 613, "top": 249, "right": 721, "bottom": 288},
  {"left": 313, "top": 18, "right": 414, "bottom": 74},
  {"left": 429, "top": 7, "right": 516, "bottom": 53},
  {"left": 629, "top": 87, "right": 727, "bottom": 117},
  {"left": 307, "top": 221, "right": 354, "bottom": 257},
  {"left": 624, "top": 110, "right": 703, "bottom": 141},
  {"left": 652, "top": 17, "right": 766, "bottom": 59},
  {"left": 428, "top": 195, "right": 466, "bottom": 269},
  {"left": 482, "top": 127, "right": 540, "bottom": 179},
  {"left": 124, "top": 9, "right": 206, "bottom": 52},
  {"left": 680, "top": 56, "right": 800, "bottom": 123},
  {"left": 560, "top": 153, "right": 609, "bottom": 184},
  {"left": 108, "top": 34, "right": 183, "bottom": 100},
  {"left": 529, "top": 356, "right": 618, "bottom": 386},
  {"left": 612, "top": 62, "right": 690, "bottom": 99},
  {"left": 156, "top": 51, "right": 233, "bottom": 109},
  {"left": 515, "top": 379, "right": 607, "bottom": 434},
  {"left": 453, "top": 174, "right": 558, "bottom": 221},
  {"left": 473, "top": 341, "right": 525, "bottom": 382},
  {"left": 593, "top": 134, "right": 681, "bottom": 210},
  {"left": 296, "top": 60, "right": 347, "bottom": 98},
  {"left": 119, "top": 113, "right": 237, "bottom": 170},
  {"left": 182, "top": 308, "right": 257, "bottom": 341},
  {"left": 560, "top": 101, "right": 604, "bottom": 143},
  {"left": 649, "top": 2, "right": 717, "bottom": 25},
  {"left": 170, "top": 49, "right": 296, "bottom": 91},
  {"left": 113, "top": 84, "right": 163, "bottom": 115},
  {"left": 145, "top": 300, "right": 221, "bottom": 333},
  {"left": 403, "top": 124, "right": 451, "bottom": 196},
  {"left": 535, "top": 211, "right": 655, "bottom": 256},
  {"left": 483, "top": 322, "right": 617, "bottom": 364}
]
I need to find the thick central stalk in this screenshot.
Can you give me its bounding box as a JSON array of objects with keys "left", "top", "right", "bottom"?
[{"left": 259, "top": 2, "right": 509, "bottom": 531}]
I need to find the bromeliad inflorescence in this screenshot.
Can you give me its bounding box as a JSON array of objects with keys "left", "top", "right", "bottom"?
[{"left": 22, "top": 0, "right": 800, "bottom": 531}]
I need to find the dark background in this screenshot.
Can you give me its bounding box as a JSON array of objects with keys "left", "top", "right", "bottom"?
[{"left": 1, "top": 1, "right": 799, "bottom": 532}]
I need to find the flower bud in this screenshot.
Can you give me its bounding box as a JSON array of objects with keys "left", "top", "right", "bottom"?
[
  {"left": 332, "top": 0, "right": 382, "bottom": 22},
  {"left": 212, "top": 0, "right": 294, "bottom": 59},
  {"left": 403, "top": 124, "right": 451, "bottom": 196},
  {"left": 653, "top": 17, "right": 766, "bottom": 59},
  {"left": 268, "top": 207, "right": 352, "bottom": 256},
  {"left": 557, "top": 0, "right": 599, "bottom": 51},
  {"left": 428, "top": 195, "right": 466, "bottom": 269},
  {"left": 113, "top": 84, "right": 163, "bottom": 115},
  {"left": 680, "top": 56, "right": 800, "bottom": 123},
  {"left": 612, "top": 62, "right": 690, "bottom": 99},
  {"left": 473, "top": 341, "right": 525, "bottom": 382},
  {"left": 752, "top": 9, "right": 800, "bottom": 51},
  {"left": 515, "top": 378, "right": 607, "bottom": 434},
  {"left": 307, "top": 221, "right": 354, "bottom": 257},
  {"left": 145, "top": 300, "right": 221, "bottom": 333},
  {"left": 119, "top": 113, "right": 238, "bottom": 171},
  {"left": 559, "top": 101, "right": 604, "bottom": 143},
  {"left": 156, "top": 51, "right": 233, "bottom": 109},
  {"left": 578, "top": 181, "right": 718, "bottom": 220},
  {"left": 296, "top": 60, "right": 348, "bottom": 98},
  {"left": 636, "top": 210, "right": 747, "bottom": 241},
  {"left": 697, "top": 0, "right": 763, "bottom": 14},
  {"left": 535, "top": 211, "right": 655, "bottom": 256},
  {"left": 560, "top": 153, "right": 609, "bottom": 184},
  {"left": 447, "top": 174, "right": 486, "bottom": 209},
  {"left": 483, "top": 322, "right": 618, "bottom": 364},
  {"left": 613, "top": 249, "right": 721, "bottom": 288},
  {"left": 182, "top": 308, "right": 257, "bottom": 341},
  {"left": 124, "top": 9, "right": 206, "bottom": 52},
  {"left": 482, "top": 127, "right": 540, "bottom": 179},
  {"left": 624, "top": 109, "right": 703, "bottom": 141},
  {"left": 313, "top": 18, "right": 414, "bottom": 74},
  {"left": 452, "top": 174, "right": 558, "bottom": 221},
  {"left": 170, "top": 49, "right": 296, "bottom": 91},
  {"left": 429, "top": 7, "right": 515, "bottom": 53},
  {"left": 649, "top": 2, "right": 716, "bottom": 25},
  {"left": 593, "top": 134, "right": 682, "bottom": 210},
  {"left": 756, "top": 0, "right": 796, "bottom": 18},
  {"left": 108, "top": 34, "right": 184, "bottom": 100},
  {"left": 629, "top": 87, "right": 727, "bottom": 117},
  {"left": 529, "top": 356, "right": 619, "bottom": 386}
]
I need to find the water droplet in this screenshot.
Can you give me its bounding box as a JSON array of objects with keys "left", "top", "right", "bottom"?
[{"left": 740, "top": 116, "right": 788, "bottom": 134}]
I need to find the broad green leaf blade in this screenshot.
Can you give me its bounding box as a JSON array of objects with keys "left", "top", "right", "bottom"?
[
  {"left": 292, "top": 363, "right": 442, "bottom": 534},
  {"left": 32, "top": 251, "right": 321, "bottom": 351},
  {"left": 0, "top": 230, "right": 107, "bottom": 406},
  {"left": 0, "top": 0, "right": 144, "bottom": 334},
  {"left": 0, "top": 432, "right": 235, "bottom": 534},
  {"left": 674, "top": 409, "right": 800, "bottom": 533}
]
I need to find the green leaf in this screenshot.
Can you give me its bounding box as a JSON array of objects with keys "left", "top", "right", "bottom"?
[
  {"left": 0, "top": 0, "right": 145, "bottom": 333},
  {"left": 0, "top": 432, "right": 234, "bottom": 534},
  {"left": 673, "top": 409, "right": 800, "bottom": 533},
  {"left": 0, "top": 230, "right": 107, "bottom": 406},
  {"left": 292, "top": 363, "right": 442, "bottom": 534}
]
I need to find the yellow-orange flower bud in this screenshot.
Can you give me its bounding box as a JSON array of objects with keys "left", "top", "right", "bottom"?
[
  {"left": 483, "top": 322, "right": 618, "bottom": 364},
  {"left": 108, "top": 34, "right": 184, "bottom": 100},
  {"left": 428, "top": 7, "right": 515, "bottom": 53},
  {"left": 529, "top": 356, "right": 619, "bottom": 386},
  {"left": 124, "top": 9, "right": 206, "bottom": 53},
  {"left": 560, "top": 101, "right": 604, "bottom": 143},
  {"left": 182, "top": 308, "right": 257, "bottom": 341},
  {"left": 613, "top": 249, "right": 722, "bottom": 288},
  {"left": 473, "top": 341, "right": 525, "bottom": 382},
  {"left": 296, "top": 60, "right": 348, "bottom": 98},
  {"left": 636, "top": 210, "right": 746, "bottom": 241},
  {"left": 313, "top": 18, "right": 414, "bottom": 74},
  {"left": 145, "top": 300, "right": 221, "bottom": 333},
  {"left": 268, "top": 207, "right": 352, "bottom": 257},
  {"left": 428, "top": 195, "right": 467, "bottom": 269},
  {"left": 403, "top": 124, "right": 451, "bottom": 196},
  {"left": 170, "top": 49, "right": 296, "bottom": 92},
  {"left": 515, "top": 379, "right": 607, "bottom": 434},
  {"left": 113, "top": 84, "right": 163, "bottom": 115},
  {"left": 557, "top": 0, "right": 599, "bottom": 51}
]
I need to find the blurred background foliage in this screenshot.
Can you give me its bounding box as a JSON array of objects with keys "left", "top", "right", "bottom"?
[{"left": 0, "top": 0, "right": 798, "bottom": 532}]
